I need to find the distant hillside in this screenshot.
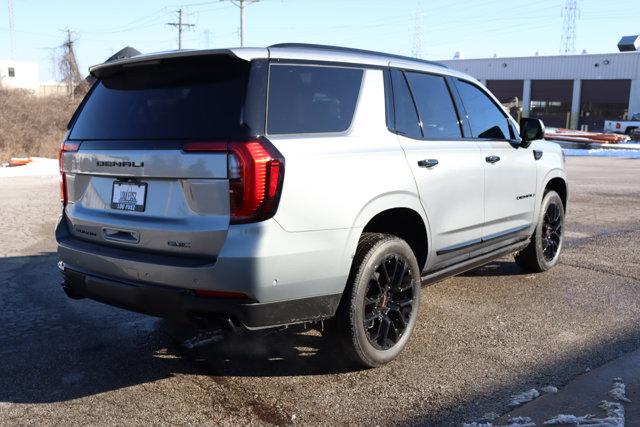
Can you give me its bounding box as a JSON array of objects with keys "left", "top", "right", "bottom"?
[{"left": 0, "top": 89, "right": 80, "bottom": 161}]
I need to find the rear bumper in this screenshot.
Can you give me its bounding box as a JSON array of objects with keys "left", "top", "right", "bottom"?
[
  {"left": 56, "top": 214, "right": 353, "bottom": 328},
  {"left": 60, "top": 265, "right": 341, "bottom": 329},
  {"left": 57, "top": 215, "right": 354, "bottom": 301}
]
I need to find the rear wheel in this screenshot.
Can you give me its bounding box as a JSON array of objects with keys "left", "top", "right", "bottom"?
[
  {"left": 515, "top": 190, "right": 565, "bottom": 272},
  {"left": 327, "top": 233, "right": 421, "bottom": 368}
]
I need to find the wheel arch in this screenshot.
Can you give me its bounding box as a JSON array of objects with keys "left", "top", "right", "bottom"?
[
  {"left": 544, "top": 176, "right": 568, "bottom": 211},
  {"left": 350, "top": 195, "right": 430, "bottom": 272}
]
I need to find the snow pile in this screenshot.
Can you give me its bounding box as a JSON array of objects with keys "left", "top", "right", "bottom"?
[
  {"left": 608, "top": 378, "right": 631, "bottom": 403},
  {"left": 462, "top": 416, "right": 534, "bottom": 427},
  {"left": 541, "top": 386, "right": 558, "bottom": 394},
  {"left": 0, "top": 157, "right": 59, "bottom": 177},
  {"left": 543, "top": 400, "right": 624, "bottom": 426},
  {"left": 509, "top": 389, "right": 540, "bottom": 408},
  {"left": 563, "top": 148, "right": 640, "bottom": 158}
]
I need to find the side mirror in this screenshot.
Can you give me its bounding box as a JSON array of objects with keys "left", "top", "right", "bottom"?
[{"left": 519, "top": 118, "right": 545, "bottom": 148}]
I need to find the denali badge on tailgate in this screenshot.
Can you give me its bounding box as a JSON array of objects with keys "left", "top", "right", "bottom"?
[{"left": 97, "top": 161, "right": 144, "bottom": 167}]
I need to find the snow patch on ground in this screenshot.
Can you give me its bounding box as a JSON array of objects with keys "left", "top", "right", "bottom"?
[
  {"left": 543, "top": 401, "right": 624, "bottom": 426},
  {"left": 541, "top": 386, "right": 558, "bottom": 394},
  {"left": 608, "top": 378, "right": 631, "bottom": 403},
  {"left": 563, "top": 148, "right": 640, "bottom": 158},
  {"left": 509, "top": 389, "right": 540, "bottom": 408},
  {"left": 0, "top": 158, "right": 59, "bottom": 177}
]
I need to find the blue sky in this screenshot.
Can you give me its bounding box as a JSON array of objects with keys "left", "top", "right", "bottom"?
[{"left": 1, "top": 0, "right": 639, "bottom": 82}]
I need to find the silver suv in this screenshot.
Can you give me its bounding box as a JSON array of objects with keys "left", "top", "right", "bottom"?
[{"left": 57, "top": 44, "right": 567, "bottom": 367}]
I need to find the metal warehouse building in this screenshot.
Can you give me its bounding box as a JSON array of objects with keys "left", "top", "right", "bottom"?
[{"left": 440, "top": 49, "right": 640, "bottom": 131}]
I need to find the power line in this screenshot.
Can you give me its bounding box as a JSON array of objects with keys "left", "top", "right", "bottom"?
[
  {"left": 219, "top": 0, "right": 260, "bottom": 47},
  {"left": 167, "top": 8, "right": 195, "bottom": 50},
  {"left": 560, "top": 0, "right": 580, "bottom": 54},
  {"left": 412, "top": 2, "right": 423, "bottom": 59}
]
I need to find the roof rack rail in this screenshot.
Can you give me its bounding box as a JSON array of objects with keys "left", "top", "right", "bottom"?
[{"left": 269, "top": 43, "right": 447, "bottom": 68}]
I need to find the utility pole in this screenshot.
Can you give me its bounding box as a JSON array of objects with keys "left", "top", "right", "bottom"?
[
  {"left": 560, "top": 0, "right": 580, "bottom": 54},
  {"left": 60, "top": 29, "right": 83, "bottom": 97},
  {"left": 167, "top": 8, "right": 195, "bottom": 50},
  {"left": 220, "top": 0, "right": 260, "bottom": 47}
]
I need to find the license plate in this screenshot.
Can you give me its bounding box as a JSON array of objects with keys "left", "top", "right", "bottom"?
[{"left": 111, "top": 181, "right": 147, "bottom": 212}]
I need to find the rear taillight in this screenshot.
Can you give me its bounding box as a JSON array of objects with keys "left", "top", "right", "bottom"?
[
  {"left": 184, "top": 138, "right": 284, "bottom": 224},
  {"left": 59, "top": 141, "right": 80, "bottom": 206}
]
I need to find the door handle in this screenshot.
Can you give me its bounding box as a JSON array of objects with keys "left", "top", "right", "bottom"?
[
  {"left": 417, "top": 159, "right": 439, "bottom": 168},
  {"left": 485, "top": 155, "right": 501, "bottom": 164},
  {"left": 103, "top": 228, "right": 140, "bottom": 244}
]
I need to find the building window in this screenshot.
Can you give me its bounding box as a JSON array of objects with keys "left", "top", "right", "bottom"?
[{"left": 8, "top": 67, "right": 15, "bottom": 77}]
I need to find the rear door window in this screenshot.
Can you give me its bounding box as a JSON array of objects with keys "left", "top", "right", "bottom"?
[
  {"left": 267, "top": 64, "right": 363, "bottom": 134},
  {"left": 404, "top": 72, "right": 462, "bottom": 139},
  {"left": 456, "top": 79, "right": 511, "bottom": 140},
  {"left": 389, "top": 69, "right": 422, "bottom": 139},
  {"left": 69, "top": 55, "right": 250, "bottom": 140}
]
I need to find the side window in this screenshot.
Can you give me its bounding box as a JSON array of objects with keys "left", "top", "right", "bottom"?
[
  {"left": 404, "top": 72, "right": 461, "bottom": 139},
  {"left": 456, "top": 80, "right": 510, "bottom": 140},
  {"left": 267, "top": 64, "right": 363, "bottom": 134},
  {"left": 389, "top": 69, "right": 422, "bottom": 139}
]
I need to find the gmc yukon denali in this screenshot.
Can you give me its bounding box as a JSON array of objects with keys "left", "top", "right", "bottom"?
[{"left": 57, "top": 44, "right": 567, "bottom": 367}]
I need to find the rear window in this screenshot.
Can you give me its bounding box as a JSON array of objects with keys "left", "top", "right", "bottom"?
[
  {"left": 267, "top": 64, "right": 363, "bottom": 135},
  {"left": 69, "top": 56, "right": 250, "bottom": 140}
]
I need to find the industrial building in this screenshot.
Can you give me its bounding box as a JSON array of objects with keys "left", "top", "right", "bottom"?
[
  {"left": 441, "top": 37, "right": 640, "bottom": 131},
  {"left": 0, "top": 60, "right": 39, "bottom": 92}
]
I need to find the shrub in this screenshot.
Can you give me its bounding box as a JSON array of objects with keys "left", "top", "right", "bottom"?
[{"left": 0, "top": 89, "right": 80, "bottom": 161}]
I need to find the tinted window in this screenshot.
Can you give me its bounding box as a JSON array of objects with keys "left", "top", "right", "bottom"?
[
  {"left": 267, "top": 65, "right": 363, "bottom": 134},
  {"left": 405, "top": 72, "right": 461, "bottom": 139},
  {"left": 70, "top": 56, "right": 250, "bottom": 140},
  {"left": 457, "top": 80, "right": 510, "bottom": 139},
  {"left": 390, "top": 69, "right": 422, "bottom": 139}
]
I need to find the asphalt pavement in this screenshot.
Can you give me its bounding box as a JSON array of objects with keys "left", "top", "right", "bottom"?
[{"left": 0, "top": 156, "right": 638, "bottom": 426}]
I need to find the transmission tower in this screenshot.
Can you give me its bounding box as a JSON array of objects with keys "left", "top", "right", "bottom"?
[
  {"left": 411, "top": 3, "right": 423, "bottom": 59},
  {"left": 167, "top": 9, "right": 195, "bottom": 50},
  {"left": 220, "top": 0, "right": 260, "bottom": 47},
  {"left": 560, "top": 0, "right": 579, "bottom": 54},
  {"left": 7, "top": 0, "right": 15, "bottom": 58}
]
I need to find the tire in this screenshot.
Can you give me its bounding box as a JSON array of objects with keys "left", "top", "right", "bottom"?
[
  {"left": 515, "top": 190, "right": 565, "bottom": 272},
  {"left": 327, "top": 232, "right": 421, "bottom": 368}
]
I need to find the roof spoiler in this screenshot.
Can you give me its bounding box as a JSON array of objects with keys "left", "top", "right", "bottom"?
[{"left": 89, "top": 48, "right": 265, "bottom": 79}]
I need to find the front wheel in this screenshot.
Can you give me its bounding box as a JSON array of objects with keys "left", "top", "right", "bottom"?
[
  {"left": 327, "top": 233, "right": 421, "bottom": 368},
  {"left": 515, "top": 190, "right": 565, "bottom": 272}
]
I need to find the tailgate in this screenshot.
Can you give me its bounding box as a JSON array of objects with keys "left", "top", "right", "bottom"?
[
  {"left": 61, "top": 147, "right": 230, "bottom": 258},
  {"left": 60, "top": 53, "right": 258, "bottom": 258}
]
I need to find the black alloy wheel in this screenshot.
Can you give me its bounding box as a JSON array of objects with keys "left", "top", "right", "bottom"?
[
  {"left": 363, "top": 254, "right": 415, "bottom": 350},
  {"left": 542, "top": 201, "right": 563, "bottom": 262}
]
